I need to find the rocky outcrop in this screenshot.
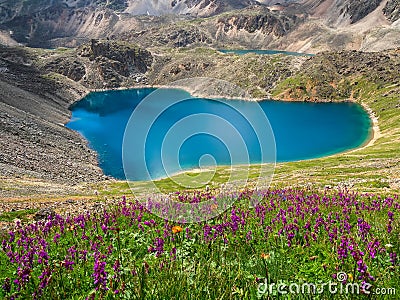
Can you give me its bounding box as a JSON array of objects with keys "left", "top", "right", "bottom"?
[
  {"left": 301, "top": 50, "right": 400, "bottom": 86},
  {"left": 80, "top": 39, "right": 153, "bottom": 74},
  {"left": 304, "top": 0, "right": 383, "bottom": 25},
  {"left": 80, "top": 40, "right": 153, "bottom": 88},
  {"left": 342, "top": 0, "right": 382, "bottom": 24},
  {"left": 34, "top": 208, "right": 55, "bottom": 221},
  {"left": 217, "top": 9, "right": 303, "bottom": 37},
  {"left": 384, "top": 0, "right": 400, "bottom": 22},
  {"left": 43, "top": 40, "right": 153, "bottom": 88},
  {"left": 45, "top": 57, "right": 86, "bottom": 82},
  {"left": 273, "top": 49, "right": 400, "bottom": 101},
  {"left": 124, "top": 25, "right": 213, "bottom": 48}
]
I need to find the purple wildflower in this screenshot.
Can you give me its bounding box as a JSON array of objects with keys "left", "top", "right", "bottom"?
[
  {"left": 357, "top": 259, "right": 368, "bottom": 279},
  {"left": 37, "top": 250, "right": 49, "bottom": 265},
  {"left": 390, "top": 252, "right": 397, "bottom": 266},
  {"left": 169, "top": 247, "right": 177, "bottom": 260},
  {"left": 8, "top": 232, "right": 15, "bottom": 243},
  {"left": 53, "top": 233, "right": 61, "bottom": 244},
  {"left": 37, "top": 268, "right": 52, "bottom": 292},
  {"left": 153, "top": 238, "right": 164, "bottom": 257},
  {"left": 2, "top": 278, "right": 11, "bottom": 293},
  {"left": 93, "top": 254, "right": 108, "bottom": 291},
  {"left": 62, "top": 260, "right": 75, "bottom": 271},
  {"left": 113, "top": 260, "right": 121, "bottom": 275},
  {"left": 67, "top": 246, "right": 77, "bottom": 260},
  {"left": 338, "top": 236, "right": 349, "bottom": 261},
  {"left": 357, "top": 218, "right": 371, "bottom": 242},
  {"left": 367, "top": 239, "right": 380, "bottom": 259},
  {"left": 246, "top": 231, "right": 252, "bottom": 241},
  {"left": 203, "top": 224, "right": 212, "bottom": 241}
]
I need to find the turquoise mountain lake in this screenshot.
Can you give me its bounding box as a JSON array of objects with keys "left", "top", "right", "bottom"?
[
  {"left": 67, "top": 88, "right": 371, "bottom": 181},
  {"left": 218, "top": 49, "right": 314, "bottom": 56}
]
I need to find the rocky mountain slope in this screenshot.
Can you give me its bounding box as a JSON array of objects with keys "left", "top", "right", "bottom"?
[
  {"left": 384, "top": 0, "right": 400, "bottom": 21},
  {"left": 123, "top": 0, "right": 262, "bottom": 16},
  {"left": 0, "top": 0, "right": 399, "bottom": 52},
  {"left": 0, "top": 40, "right": 153, "bottom": 190},
  {"left": 0, "top": 45, "right": 103, "bottom": 189},
  {"left": 120, "top": 5, "right": 305, "bottom": 49},
  {"left": 304, "top": 0, "right": 383, "bottom": 25},
  {"left": 0, "top": 0, "right": 266, "bottom": 47},
  {"left": 0, "top": 0, "right": 138, "bottom": 47},
  {"left": 116, "top": 0, "right": 400, "bottom": 52}
]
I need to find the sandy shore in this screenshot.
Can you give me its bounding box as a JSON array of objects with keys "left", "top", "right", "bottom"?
[{"left": 353, "top": 102, "right": 382, "bottom": 150}]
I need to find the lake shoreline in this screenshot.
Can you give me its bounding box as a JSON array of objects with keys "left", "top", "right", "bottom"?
[
  {"left": 82, "top": 84, "right": 355, "bottom": 103},
  {"left": 70, "top": 86, "right": 377, "bottom": 182}
]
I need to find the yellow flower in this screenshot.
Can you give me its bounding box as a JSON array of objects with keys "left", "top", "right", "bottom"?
[
  {"left": 348, "top": 273, "right": 353, "bottom": 281},
  {"left": 172, "top": 225, "right": 183, "bottom": 234},
  {"left": 261, "top": 253, "right": 270, "bottom": 260}
]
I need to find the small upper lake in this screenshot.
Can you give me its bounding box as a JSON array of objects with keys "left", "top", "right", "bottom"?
[
  {"left": 67, "top": 88, "right": 371, "bottom": 181},
  {"left": 218, "top": 49, "right": 314, "bottom": 56}
]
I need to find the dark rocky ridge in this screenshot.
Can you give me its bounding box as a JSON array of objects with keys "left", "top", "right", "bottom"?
[
  {"left": 384, "top": 0, "right": 400, "bottom": 22},
  {"left": 80, "top": 39, "right": 153, "bottom": 74},
  {"left": 343, "top": 0, "right": 382, "bottom": 24},
  {"left": 78, "top": 39, "right": 153, "bottom": 88}
]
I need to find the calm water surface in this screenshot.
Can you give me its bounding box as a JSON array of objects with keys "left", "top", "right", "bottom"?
[{"left": 67, "top": 88, "right": 371, "bottom": 180}]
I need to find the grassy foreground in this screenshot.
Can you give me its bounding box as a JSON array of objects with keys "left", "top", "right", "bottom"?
[{"left": 1, "top": 189, "right": 399, "bottom": 299}]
